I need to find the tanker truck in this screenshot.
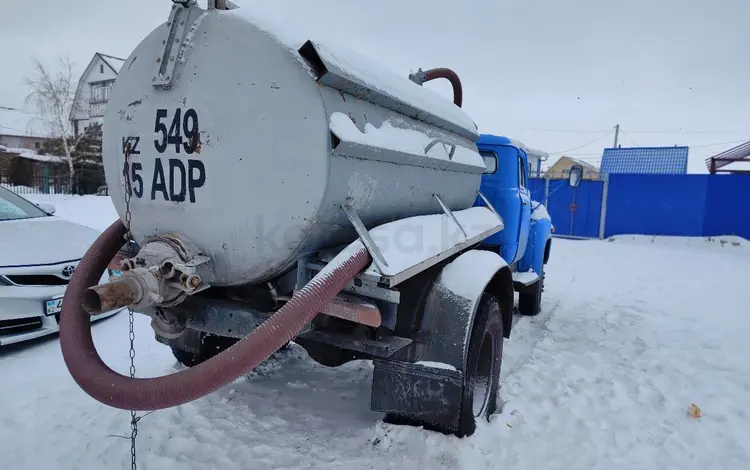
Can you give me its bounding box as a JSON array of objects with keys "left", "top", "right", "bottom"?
[{"left": 59, "top": 0, "right": 582, "bottom": 438}]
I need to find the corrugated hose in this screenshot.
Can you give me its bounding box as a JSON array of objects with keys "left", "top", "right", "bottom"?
[{"left": 59, "top": 219, "right": 371, "bottom": 410}]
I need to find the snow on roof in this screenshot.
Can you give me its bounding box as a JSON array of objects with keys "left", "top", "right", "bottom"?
[
  {"left": 98, "top": 53, "right": 127, "bottom": 73},
  {"left": 600, "top": 146, "right": 689, "bottom": 175},
  {"left": 526, "top": 147, "right": 550, "bottom": 161},
  {"left": 0, "top": 107, "right": 52, "bottom": 138},
  {"left": 0, "top": 147, "right": 64, "bottom": 163},
  {"left": 508, "top": 138, "right": 527, "bottom": 151}
]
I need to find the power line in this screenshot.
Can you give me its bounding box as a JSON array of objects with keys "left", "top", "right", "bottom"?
[
  {"left": 626, "top": 129, "right": 750, "bottom": 135},
  {"left": 689, "top": 139, "right": 749, "bottom": 149},
  {"left": 548, "top": 131, "right": 613, "bottom": 155},
  {"left": 618, "top": 128, "right": 638, "bottom": 147}
]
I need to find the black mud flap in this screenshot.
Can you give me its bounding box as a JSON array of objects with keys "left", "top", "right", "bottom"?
[{"left": 370, "top": 359, "right": 464, "bottom": 428}]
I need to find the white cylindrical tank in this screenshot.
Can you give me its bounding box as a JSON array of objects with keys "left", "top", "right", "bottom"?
[{"left": 102, "top": 3, "right": 486, "bottom": 286}]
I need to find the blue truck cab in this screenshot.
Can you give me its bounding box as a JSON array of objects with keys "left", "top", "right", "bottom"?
[{"left": 474, "top": 134, "right": 554, "bottom": 315}]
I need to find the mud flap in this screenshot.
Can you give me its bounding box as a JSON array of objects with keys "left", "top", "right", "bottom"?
[{"left": 370, "top": 359, "right": 464, "bottom": 427}]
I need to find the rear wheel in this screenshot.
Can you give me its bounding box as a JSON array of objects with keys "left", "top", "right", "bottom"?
[{"left": 384, "top": 293, "right": 503, "bottom": 437}]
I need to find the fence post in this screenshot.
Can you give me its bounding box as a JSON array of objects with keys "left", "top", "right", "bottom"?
[
  {"left": 598, "top": 173, "right": 610, "bottom": 239},
  {"left": 544, "top": 176, "right": 550, "bottom": 207},
  {"left": 44, "top": 164, "right": 50, "bottom": 194}
]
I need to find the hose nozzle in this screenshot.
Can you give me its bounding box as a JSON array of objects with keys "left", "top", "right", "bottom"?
[{"left": 82, "top": 277, "right": 143, "bottom": 315}]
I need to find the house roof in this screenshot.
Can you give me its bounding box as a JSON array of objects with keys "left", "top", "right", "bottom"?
[
  {"left": 600, "top": 146, "right": 689, "bottom": 175},
  {"left": 0, "top": 106, "right": 52, "bottom": 138},
  {"left": 98, "top": 53, "right": 127, "bottom": 74},
  {"left": 561, "top": 156, "right": 599, "bottom": 172},
  {"left": 0, "top": 146, "right": 64, "bottom": 163}
]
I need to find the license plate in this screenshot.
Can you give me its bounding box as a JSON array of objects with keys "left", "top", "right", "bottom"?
[{"left": 45, "top": 297, "right": 64, "bottom": 316}]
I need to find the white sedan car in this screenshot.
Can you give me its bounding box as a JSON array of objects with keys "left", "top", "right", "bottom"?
[{"left": 0, "top": 185, "right": 123, "bottom": 347}]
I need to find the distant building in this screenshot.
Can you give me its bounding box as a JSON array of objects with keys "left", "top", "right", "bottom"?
[
  {"left": 0, "top": 106, "right": 54, "bottom": 153},
  {"left": 600, "top": 146, "right": 689, "bottom": 175},
  {"left": 69, "top": 52, "right": 126, "bottom": 136},
  {"left": 525, "top": 147, "right": 549, "bottom": 178},
  {"left": 545, "top": 156, "right": 600, "bottom": 180}
]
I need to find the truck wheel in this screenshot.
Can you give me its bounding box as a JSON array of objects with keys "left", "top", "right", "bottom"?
[
  {"left": 384, "top": 293, "right": 503, "bottom": 437},
  {"left": 518, "top": 270, "right": 544, "bottom": 316}
]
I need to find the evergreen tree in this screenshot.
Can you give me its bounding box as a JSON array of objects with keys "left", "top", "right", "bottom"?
[{"left": 72, "top": 122, "right": 102, "bottom": 164}]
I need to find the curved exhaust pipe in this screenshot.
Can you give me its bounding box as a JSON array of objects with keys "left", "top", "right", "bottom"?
[{"left": 59, "top": 219, "right": 370, "bottom": 410}]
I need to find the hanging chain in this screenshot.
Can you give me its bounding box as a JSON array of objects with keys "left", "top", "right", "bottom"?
[{"left": 124, "top": 141, "right": 138, "bottom": 470}]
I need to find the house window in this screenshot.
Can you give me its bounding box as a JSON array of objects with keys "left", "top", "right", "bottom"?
[
  {"left": 90, "top": 80, "right": 115, "bottom": 105},
  {"left": 479, "top": 150, "right": 497, "bottom": 174},
  {"left": 100, "top": 64, "right": 104, "bottom": 74},
  {"left": 35, "top": 142, "right": 41, "bottom": 149}
]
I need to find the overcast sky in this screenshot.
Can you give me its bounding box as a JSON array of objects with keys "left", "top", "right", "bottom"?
[{"left": 2, "top": 0, "right": 748, "bottom": 172}]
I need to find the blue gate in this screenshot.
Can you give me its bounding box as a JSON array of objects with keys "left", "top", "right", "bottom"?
[{"left": 529, "top": 177, "right": 605, "bottom": 238}]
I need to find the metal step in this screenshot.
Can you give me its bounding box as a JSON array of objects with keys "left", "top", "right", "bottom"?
[
  {"left": 512, "top": 270, "right": 539, "bottom": 288},
  {"left": 297, "top": 330, "right": 413, "bottom": 358}
]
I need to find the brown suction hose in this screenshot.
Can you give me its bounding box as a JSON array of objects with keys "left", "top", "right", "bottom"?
[
  {"left": 59, "top": 219, "right": 371, "bottom": 410},
  {"left": 421, "top": 68, "right": 463, "bottom": 107}
]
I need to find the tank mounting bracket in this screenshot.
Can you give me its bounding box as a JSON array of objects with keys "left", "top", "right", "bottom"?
[
  {"left": 433, "top": 194, "right": 467, "bottom": 239},
  {"left": 476, "top": 190, "right": 503, "bottom": 223},
  {"left": 342, "top": 202, "right": 389, "bottom": 272}
]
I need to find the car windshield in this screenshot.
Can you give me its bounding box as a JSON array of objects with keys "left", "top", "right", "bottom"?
[{"left": 0, "top": 186, "right": 49, "bottom": 221}]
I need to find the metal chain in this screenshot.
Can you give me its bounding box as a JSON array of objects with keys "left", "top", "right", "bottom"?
[{"left": 124, "top": 141, "right": 138, "bottom": 470}]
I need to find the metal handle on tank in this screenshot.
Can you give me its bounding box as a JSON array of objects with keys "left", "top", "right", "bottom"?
[{"left": 425, "top": 138, "right": 457, "bottom": 160}]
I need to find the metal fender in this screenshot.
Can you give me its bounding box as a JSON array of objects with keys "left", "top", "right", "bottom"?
[
  {"left": 419, "top": 249, "right": 513, "bottom": 370},
  {"left": 519, "top": 217, "right": 552, "bottom": 275}
]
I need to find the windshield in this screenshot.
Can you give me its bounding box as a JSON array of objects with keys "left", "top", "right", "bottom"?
[{"left": 0, "top": 186, "right": 49, "bottom": 221}]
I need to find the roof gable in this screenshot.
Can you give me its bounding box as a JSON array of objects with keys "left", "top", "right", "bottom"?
[
  {"left": 600, "top": 146, "right": 689, "bottom": 175},
  {"left": 98, "top": 53, "right": 127, "bottom": 74},
  {"left": 548, "top": 156, "right": 599, "bottom": 173}
]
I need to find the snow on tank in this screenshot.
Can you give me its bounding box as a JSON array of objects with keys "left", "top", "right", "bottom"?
[{"left": 102, "top": 1, "right": 487, "bottom": 287}]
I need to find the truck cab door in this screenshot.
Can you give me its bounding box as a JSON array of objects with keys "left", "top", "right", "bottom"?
[{"left": 514, "top": 150, "right": 532, "bottom": 264}]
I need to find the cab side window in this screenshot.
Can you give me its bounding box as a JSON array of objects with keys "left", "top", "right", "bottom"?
[{"left": 517, "top": 154, "right": 527, "bottom": 189}]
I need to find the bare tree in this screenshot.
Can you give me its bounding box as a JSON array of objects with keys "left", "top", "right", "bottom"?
[{"left": 24, "top": 55, "right": 90, "bottom": 190}]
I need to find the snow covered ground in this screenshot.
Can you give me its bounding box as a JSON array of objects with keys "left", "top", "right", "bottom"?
[{"left": 2, "top": 194, "right": 750, "bottom": 470}]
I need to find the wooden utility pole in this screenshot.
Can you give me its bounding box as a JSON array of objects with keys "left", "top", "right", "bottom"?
[{"left": 613, "top": 124, "right": 620, "bottom": 148}]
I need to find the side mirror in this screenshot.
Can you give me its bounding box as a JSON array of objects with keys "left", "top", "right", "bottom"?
[
  {"left": 568, "top": 164, "right": 583, "bottom": 188},
  {"left": 38, "top": 202, "right": 56, "bottom": 215}
]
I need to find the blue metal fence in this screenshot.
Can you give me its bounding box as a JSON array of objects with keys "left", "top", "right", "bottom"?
[
  {"left": 529, "top": 177, "right": 605, "bottom": 238},
  {"left": 530, "top": 174, "right": 750, "bottom": 240}
]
